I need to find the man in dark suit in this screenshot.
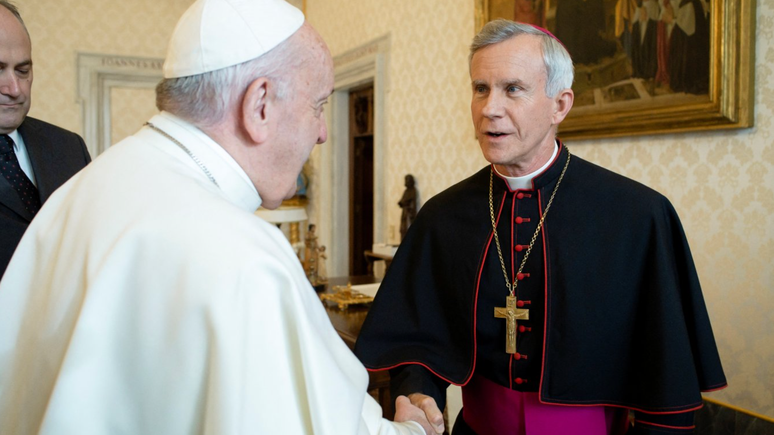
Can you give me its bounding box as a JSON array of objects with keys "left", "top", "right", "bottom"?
[{"left": 0, "top": 0, "right": 91, "bottom": 278}]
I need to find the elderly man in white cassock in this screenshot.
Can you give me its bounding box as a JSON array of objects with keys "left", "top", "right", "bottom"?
[{"left": 0, "top": 1, "right": 430, "bottom": 434}]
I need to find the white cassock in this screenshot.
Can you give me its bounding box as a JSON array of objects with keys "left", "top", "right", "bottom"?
[{"left": 0, "top": 112, "right": 423, "bottom": 435}]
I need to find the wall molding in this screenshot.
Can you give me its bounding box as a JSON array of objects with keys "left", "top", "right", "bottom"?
[{"left": 76, "top": 52, "right": 163, "bottom": 156}]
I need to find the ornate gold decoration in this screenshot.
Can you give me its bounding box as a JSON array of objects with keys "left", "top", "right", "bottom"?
[
  {"left": 281, "top": 196, "right": 308, "bottom": 208},
  {"left": 320, "top": 283, "right": 374, "bottom": 310}
]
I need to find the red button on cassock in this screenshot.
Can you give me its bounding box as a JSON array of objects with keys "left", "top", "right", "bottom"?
[
  {"left": 519, "top": 325, "right": 526, "bottom": 333},
  {"left": 517, "top": 300, "right": 525, "bottom": 307},
  {"left": 515, "top": 244, "right": 524, "bottom": 252},
  {"left": 514, "top": 378, "right": 524, "bottom": 385},
  {"left": 516, "top": 193, "right": 525, "bottom": 199},
  {"left": 514, "top": 353, "right": 522, "bottom": 360},
  {"left": 515, "top": 217, "right": 524, "bottom": 224},
  {"left": 517, "top": 273, "right": 525, "bottom": 280}
]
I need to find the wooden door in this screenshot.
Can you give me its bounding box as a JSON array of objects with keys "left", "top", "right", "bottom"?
[{"left": 348, "top": 85, "right": 374, "bottom": 276}]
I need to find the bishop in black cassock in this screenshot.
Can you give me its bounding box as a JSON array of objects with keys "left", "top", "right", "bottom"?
[
  {"left": 355, "top": 143, "right": 726, "bottom": 434},
  {"left": 355, "top": 19, "right": 725, "bottom": 435}
]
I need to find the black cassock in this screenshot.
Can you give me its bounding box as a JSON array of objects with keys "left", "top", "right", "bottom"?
[{"left": 355, "top": 143, "right": 726, "bottom": 433}]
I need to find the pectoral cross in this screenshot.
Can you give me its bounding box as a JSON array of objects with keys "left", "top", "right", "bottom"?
[{"left": 494, "top": 295, "right": 529, "bottom": 354}]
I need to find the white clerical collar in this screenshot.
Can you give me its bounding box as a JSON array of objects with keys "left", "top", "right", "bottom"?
[
  {"left": 495, "top": 141, "right": 559, "bottom": 191},
  {"left": 148, "top": 112, "right": 262, "bottom": 212}
]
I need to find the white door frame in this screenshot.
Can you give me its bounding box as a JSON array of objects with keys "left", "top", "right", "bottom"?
[
  {"left": 76, "top": 52, "right": 164, "bottom": 157},
  {"left": 319, "top": 35, "right": 391, "bottom": 277}
]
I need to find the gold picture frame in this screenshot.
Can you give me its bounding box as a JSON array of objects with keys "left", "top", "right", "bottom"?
[{"left": 474, "top": 0, "right": 756, "bottom": 140}]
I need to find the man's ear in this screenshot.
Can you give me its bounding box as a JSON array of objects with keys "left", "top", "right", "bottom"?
[
  {"left": 551, "top": 88, "right": 574, "bottom": 125},
  {"left": 242, "top": 77, "right": 271, "bottom": 144}
]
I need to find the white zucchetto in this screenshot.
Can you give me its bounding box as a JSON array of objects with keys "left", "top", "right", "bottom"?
[{"left": 163, "top": 0, "right": 305, "bottom": 78}]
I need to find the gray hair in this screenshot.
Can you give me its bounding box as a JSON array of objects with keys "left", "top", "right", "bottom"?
[
  {"left": 156, "top": 33, "right": 305, "bottom": 128},
  {"left": 0, "top": 0, "right": 30, "bottom": 37},
  {"left": 470, "top": 19, "right": 573, "bottom": 98}
]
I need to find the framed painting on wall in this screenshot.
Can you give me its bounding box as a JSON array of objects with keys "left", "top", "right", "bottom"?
[{"left": 474, "top": 0, "right": 755, "bottom": 140}]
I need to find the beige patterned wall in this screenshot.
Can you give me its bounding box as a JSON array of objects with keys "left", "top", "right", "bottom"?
[
  {"left": 110, "top": 87, "right": 158, "bottom": 144},
  {"left": 307, "top": 0, "right": 486, "bottom": 235},
  {"left": 309, "top": 0, "right": 774, "bottom": 419},
  {"left": 16, "top": 0, "right": 191, "bottom": 136}
]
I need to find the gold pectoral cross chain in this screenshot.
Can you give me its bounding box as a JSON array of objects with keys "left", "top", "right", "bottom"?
[
  {"left": 487, "top": 150, "right": 571, "bottom": 354},
  {"left": 494, "top": 295, "right": 529, "bottom": 354}
]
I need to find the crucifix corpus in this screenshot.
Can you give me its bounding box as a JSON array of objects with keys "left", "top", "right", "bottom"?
[{"left": 494, "top": 295, "right": 529, "bottom": 354}]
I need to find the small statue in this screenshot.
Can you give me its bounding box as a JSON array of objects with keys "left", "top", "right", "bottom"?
[
  {"left": 317, "top": 245, "right": 328, "bottom": 282},
  {"left": 398, "top": 174, "right": 417, "bottom": 241},
  {"left": 304, "top": 224, "right": 320, "bottom": 285}
]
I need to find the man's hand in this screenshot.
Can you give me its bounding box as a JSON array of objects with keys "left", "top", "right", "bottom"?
[{"left": 394, "top": 394, "right": 445, "bottom": 434}]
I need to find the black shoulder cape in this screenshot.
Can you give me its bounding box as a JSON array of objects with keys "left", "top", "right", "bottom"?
[{"left": 355, "top": 145, "right": 726, "bottom": 413}]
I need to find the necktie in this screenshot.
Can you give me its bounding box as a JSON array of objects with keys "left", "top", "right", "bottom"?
[{"left": 0, "top": 134, "right": 41, "bottom": 215}]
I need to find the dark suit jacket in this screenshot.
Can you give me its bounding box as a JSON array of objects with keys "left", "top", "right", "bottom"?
[{"left": 0, "top": 117, "right": 91, "bottom": 278}]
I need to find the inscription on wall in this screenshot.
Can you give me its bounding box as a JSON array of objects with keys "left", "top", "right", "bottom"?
[{"left": 100, "top": 57, "right": 164, "bottom": 70}]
